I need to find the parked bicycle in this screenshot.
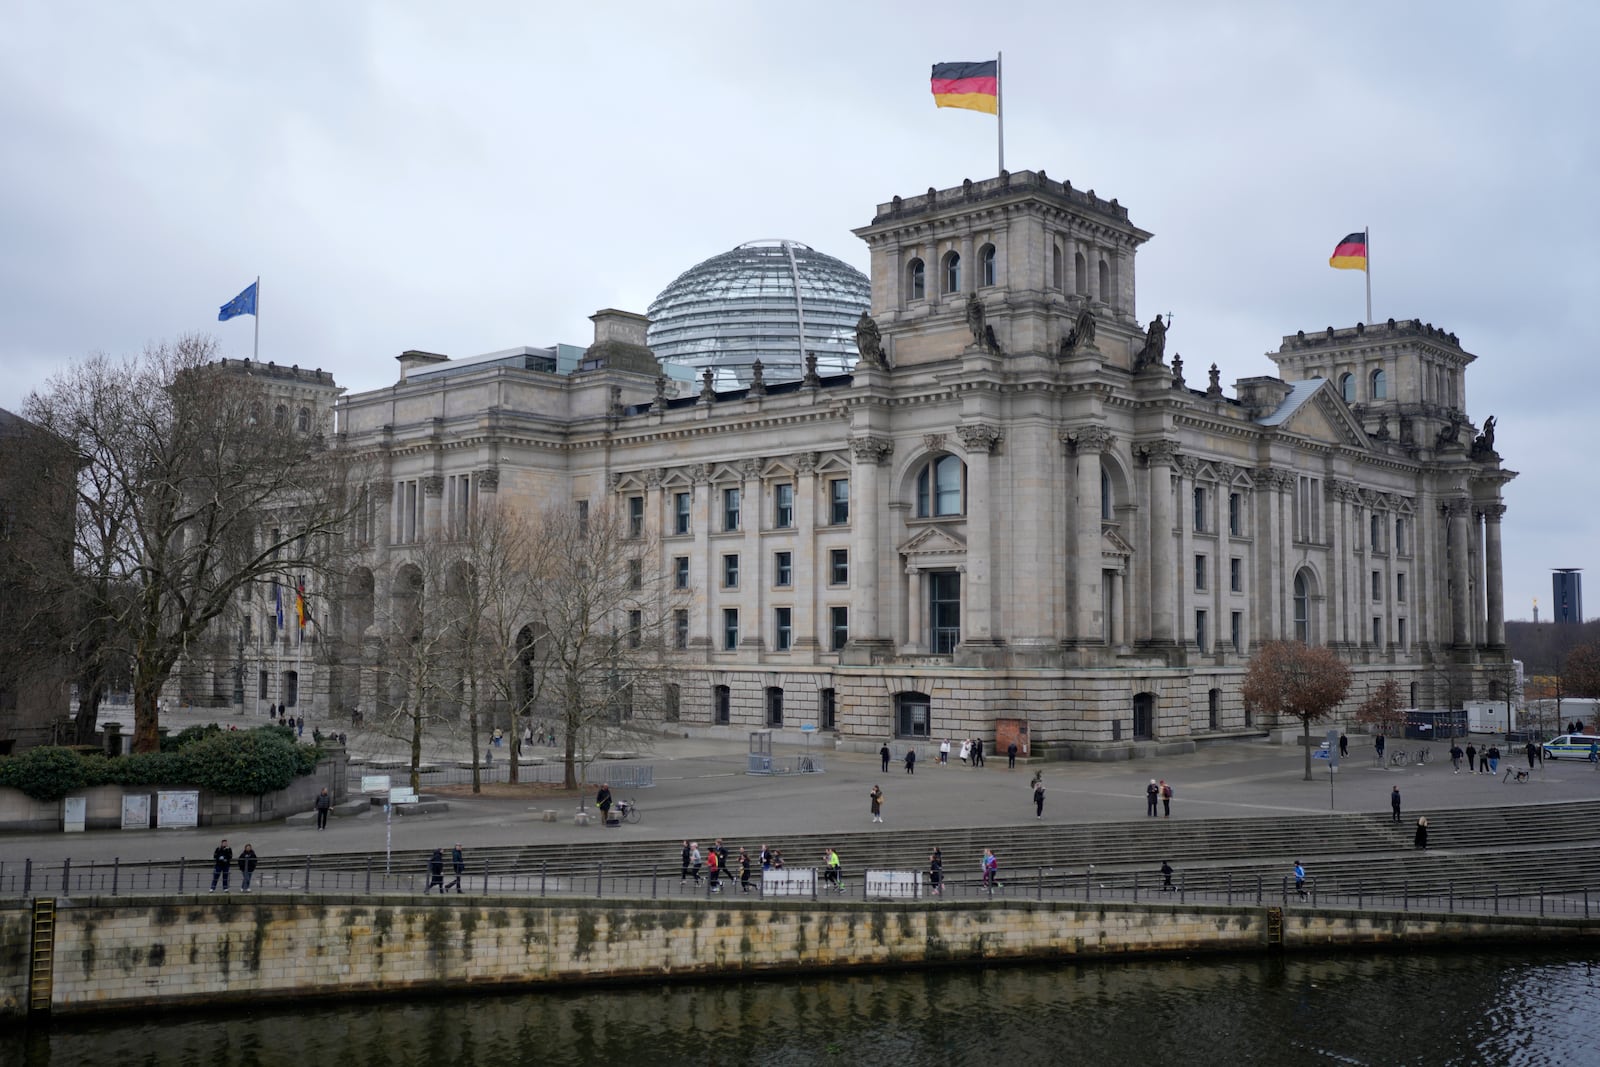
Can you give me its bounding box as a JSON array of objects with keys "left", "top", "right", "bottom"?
[
  {"left": 1414, "top": 748, "right": 1432, "bottom": 765},
  {"left": 1389, "top": 750, "right": 1409, "bottom": 767}
]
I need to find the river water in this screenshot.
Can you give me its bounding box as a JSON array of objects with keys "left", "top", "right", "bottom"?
[{"left": 6, "top": 949, "right": 1598, "bottom": 1066}]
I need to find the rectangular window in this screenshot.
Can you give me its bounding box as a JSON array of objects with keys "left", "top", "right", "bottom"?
[
  {"left": 765, "top": 687, "right": 784, "bottom": 727},
  {"left": 774, "top": 483, "right": 794, "bottom": 528},
  {"left": 774, "top": 551, "right": 792, "bottom": 587},
  {"left": 1230, "top": 557, "right": 1243, "bottom": 593},
  {"left": 714, "top": 685, "right": 730, "bottom": 724},
  {"left": 830, "top": 606, "right": 850, "bottom": 651},
  {"left": 774, "top": 607, "right": 792, "bottom": 651},
  {"left": 1193, "top": 487, "right": 1207, "bottom": 532},
  {"left": 1231, "top": 611, "right": 1243, "bottom": 653},
  {"left": 1370, "top": 513, "right": 1381, "bottom": 551},
  {"left": 1295, "top": 476, "right": 1321, "bottom": 542},
  {"left": 820, "top": 687, "right": 837, "bottom": 730},
  {"left": 829, "top": 478, "right": 849, "bottom": 525},
  {"left": 723, "top": 487, "right": 741, "bottom": 531},
  {"left": 576, "top": 499, "right": 589, "bottom": 536},
  {"left": 627, "top": 609, "right": 642, "bottom": 648},
  {"left": 674, "top": 556, "right": 690, "bottom": 590},
  {"left": 722, "top": 553, "right": 739, "bottom": 589},
  {"left": 723, "top": 609, "right": 739, "bottom": 651},
  {"left": 629, "top": 558, "right": 642, "bottom": 590},
  {"left": 1372, "top": 616, "right": 1383, "bottom": 646},
  {"left": 1371, "top": 570, "right": 1382, "bottom": 602},
  {"left": 628, "top": 496, "right": 644, "bottom": 538},
  {"left": 1229, "top": 492, "right": 1243, "bottom": 536},
  {"left": 1397, "top": 573, "right": 1407, "bottom": 602},
  {"left": 1195, "top": 609, "right": 1207, "bottom": 652},
  {"left": 258, "top": 670, "right": 269, "bottom": 700},
  {"left": 929, "top": 571, "right": 961, "bottom": 653},
  {"left": 1397, "top": 618, "right": 1407, "bottom": 648},
  {"left": 1396, "top": 517, "right": 1408, "bottom": 555},
  {"left": 1194, "top": 554, "right": 1207, "bottom": 591},
  {"left": 673, "top": 609, "right": 688, "bottom": 650},
  {"left": 674, "top": 492, "right": 691, "bottom": 535},
  {"left": 830, "top": 548, "right": 849, "bottom": 585}
]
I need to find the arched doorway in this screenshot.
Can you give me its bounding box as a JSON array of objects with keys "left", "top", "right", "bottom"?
[{"left": 1133, "top": 692, "right": 1155, "bottom": 740}]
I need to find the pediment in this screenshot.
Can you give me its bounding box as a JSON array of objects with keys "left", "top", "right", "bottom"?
[
  {"left": 1102, "top": 524, "right": 1134, "bottom": 559},
  {"left": 898, "top": 524, "right": 967, "bottom": 558},
  {"left": 1280, "top": 386, "right": 1368, "bottom": 447}
]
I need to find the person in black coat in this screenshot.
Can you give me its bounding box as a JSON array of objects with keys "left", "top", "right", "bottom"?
[
  {"left": 880, "top": 743, "right": 891, "bottom": 772},
  {"left": 904, "top": 748, "right": 916, "bottom": 774},
  {"left": 426, "top": 848, "right": 446, "bottom": 893},
  {"left": 210, "top": 839, "right": 233, "bottom": 892},
  {"left": 1414, "top": 817, "right": 1429, "bottom": 850},
  {"left": 237, "top": 844, "right": 258, "bottom": 892},
  {"left": 314, "top": 787, "right": 332, "bottom": 831},
  {"left": 596, "top": 783, "right": 613, "bottom": 822},
  {"left": 446, "top": 844, "right": 465, "bottom": 893}
]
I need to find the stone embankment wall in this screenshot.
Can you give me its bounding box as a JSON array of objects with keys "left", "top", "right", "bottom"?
[{"left": 2, "top": 894, "right": 1594, "bottom": 1019}]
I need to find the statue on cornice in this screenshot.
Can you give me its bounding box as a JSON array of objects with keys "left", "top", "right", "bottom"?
[
  {"left": 1470, "top": 415, "right": 1498, "bottom": 458},
  {"left": 965, "top": 293, "right": 987, "bottom": 345},
  {"left": 855, "top": 312, "right": 885, "bottom": 367},
  {"left": 1060, "top": 306, "right": 1097, "bottom": 356},
  {"left": 1134, "top": 314, "right": 1168, "bottom": 370}
]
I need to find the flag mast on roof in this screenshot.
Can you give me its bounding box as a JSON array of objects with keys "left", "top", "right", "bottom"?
[{"left": 931, "top": 55, "right": 1003, "bottom": 173}]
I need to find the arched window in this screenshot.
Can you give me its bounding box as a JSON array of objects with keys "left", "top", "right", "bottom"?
[
  {"left": 713, "top": 684, "right": 730, "bottom": 724},
  {"left": 249, "top": 402, "right": 262, "bottom": 426},
  {"left": 1074, "top": 252, "right": 1087, "bottom": 295},
  {"left": 765, "top": 686, "right": 784, "bottom": 727},
  {"left": 979, "top": 243, "right": 996, "bottom": 287},
  {"left": 1339, "top": 373, "right": 1355, "bottom": 403},
  {"left": 1097, "top": 259, "right": 1110, "bottom": 302},
  {"left": 1051, "top": 244, "right": 1064, "bottom": 290},
  {"left": 916, "top": 454, "right": 965, "bottom": 517},
  {"left": 1101, "top": 468, "right": 1112, "bottom": 521},
  {"left": 942, "top": 251, "right": 961, "bottom": 294},
  {"left": 273, "top": 404, "right": 288, "bottom": 429},
  {"left": 296, "top": 406, "right": 311, "bottom": 433},
  {"left": 1293, "top": 570, "right": 1311, "bottom": 643},
  {"left": 907, "top": 257, "right": 925, "bottom": 301},
  {"left": 1370, "top": 368, "right": 1387, "bottom": 400}
]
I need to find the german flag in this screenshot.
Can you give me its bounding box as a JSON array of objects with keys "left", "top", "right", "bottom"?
[
  {"left": 1329, "top": 232, "right": 1367, "bottom": 271},
  {"left": 931, "top": 61, "right": 999, "bottom": 115}
]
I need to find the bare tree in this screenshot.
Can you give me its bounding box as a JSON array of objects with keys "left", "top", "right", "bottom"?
[
  {"left": 519, "top": 502, "right": 678, "bottom": 790},
  {"left": 1241, "top": 640, "right": 1353, "bottom": 781},
  {"left": 23, "top": 337, "right": 356, "bottom": 752},
  {"left": 1355, "top": 678, "right": 1407, "bottom": 737},
  {"left": 1562, "top": 642, "right": 1600, "bottom": 699}
]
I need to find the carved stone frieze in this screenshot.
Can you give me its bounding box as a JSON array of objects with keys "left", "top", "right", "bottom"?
[
  {"left": 692, "top": 463, "right": 712, "bottom": 485},
  {"left": 645, "top": 467, "right": 665, "bottom": 489},
  {"left": 956, "top": 423, "right": 1003, "bottom": 455},
  {"left": 1063, "top": 426, "right": 1115, "bottom": 454},
  {"left": 1175, "top": 455, "right": 1201, "bottom": 478},
  {"left": 849, "top": 435, "right": 894, "bottom": 465},
  {"left": 795, "top": 451, "right": 819, "bottom": 474},
  {"left": 1140, "top": 439, "right": 1180, "bottom": 465},
  {"left": 1215, "top": 462, "right": 1236, "bottom": 485},
  {"left": 422, "top": 475, "right": 444, "bottom": 497},
  {"left": 923, "top": 433, "right": 947, "bottom": 453},
  {"left": 739, "top": 456, "right": 763, "bottom": 479},
  {"left": 477, "top": 467, "right": 500, "bottom": 492}
]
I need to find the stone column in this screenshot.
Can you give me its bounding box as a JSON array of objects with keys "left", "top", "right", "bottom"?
[
  {"left": 740, "top": 457, "right": 763, "bottom": 650},
  {"left": 1473, "top": 506, "right": 1488, "bottom": 648},
  {"left": 1118, "top": 568, "right": 1132, "bottom": 647},
  {"left": 794, "top": 452, "right": 819, "bottom": 651},
  {"left": 1327, "top": 482, "right": 1349, "bottom": 646},
  {"left": 1176, "top": 455, "right": 1200, "bottom": 646},
  {"left": 694, "top": 464, "right": 714, "bottom": 650},
  {"left": 1255, "top": 468, "right": 1283, "bottom": 641},
  {"left": 905, "top": 565, "right": 924, "bottom": 651},
  {"left": 846, "top": 435, "right": 893, "bottom": 655},
  {"left": 1484, "top": 503, "right": 1506, "bottom": 647},
  {"left": 1068, "top": 428, "right": 1114, "bottom": 644},
  {"left": 370, "top": 481, "right": 393, "bottom": 555},
  {"left": 957, "top": 423, "right": 1003, "bottom": 645},
  {"left": 1446, "top": 498, "right": 1472, "bottom": 647},
  {"left": 1144, "top": 441, "right": 1179, "bottom": 643},
  {"left": 422, "top": 474, "right": 444, "bottom": 540}
]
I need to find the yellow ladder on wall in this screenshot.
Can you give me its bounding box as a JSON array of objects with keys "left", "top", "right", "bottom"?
[
  {"left": 1266, "top": 906, "right": 1284, "bottom": 950},
  {"left": 29, "top": 897, "right": 55, "bottom": 1016}
]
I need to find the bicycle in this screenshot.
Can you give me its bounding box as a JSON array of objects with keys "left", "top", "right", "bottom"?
[
  {"left": 615, "top": 798, "right": 641, "bottom": 824},
  {"left": 1389, "top": 750, "right": 1410, "bottom": 767},
  {"left": 1414, "top": 748, "right": 1431, "bottom": 766}
]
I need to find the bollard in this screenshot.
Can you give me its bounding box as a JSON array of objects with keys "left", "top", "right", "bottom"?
[
  {"left": 1180, "top": 872, "right": 1186, "bottom": 905},
  {"left": 178, "top": 857, "right": 186, "bottom": 893},
  {"left": 1494, "top": 883, "right": 1499, "bottom": 915},
  {"left": 1281, "top": 875, "right": 1287, "bottom": 906},
  {"left": 1037, "top": 867, "right": 1043, "bottom": 902},
  {"left": 1540, "top": 886, "right": 1545, "bottom": 917},
  {"left": 1133, "top": 872, "right": 1139, "bottom": 903},
  {"left": 1448, "top": 883, "right": 1453, "bottom": 913},
  {"left": 652, "top": 868, "right": 658, "bottom": 900},
  {"left": 1586, "top": 888, "right": 1590, "bottom": 919},
  {"left": 23, "top": 858, "right": 32, "bottom": 896},
  {"left": 113, "top": 857, "right": 120, "bottom": 897},
  {"left": 61, "top": 857, "right": 71, "bottom": 893},
  {"left": 483, "top": 868, "right": 489, "bottom": 895},
  {"left": 1227, "top": 872, "right": 1232, "bottom": 906},
  {"left": 541, "top": 860, "right": 547, "bottom": 898},
  {"left": 1312, "top": 879, "right": 1317, "bottom": 908},
  {"left": 598, "top": 862, "right": 604, "bottom": 900},
  {"left": 304, "top": 855, "right": 313, "bottom": 892},
  {"left": 1403, "top": 882, "right": 1409, "bottom": 912},
  {"left": 1256, "top": 875, "right": 1262, "bottom": 906},
  {"left": 1084, "top": 869, "right": 1091, "bottom": 901}
]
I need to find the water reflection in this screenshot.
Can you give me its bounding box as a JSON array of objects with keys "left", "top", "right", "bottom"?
[{"left": 11, "top": 950, "right": 1598, "bottom": 1067}]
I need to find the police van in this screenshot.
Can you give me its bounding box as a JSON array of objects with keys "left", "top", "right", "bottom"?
[{"left": 1541, "top": 734, "right": 1600, "bottom": 760}]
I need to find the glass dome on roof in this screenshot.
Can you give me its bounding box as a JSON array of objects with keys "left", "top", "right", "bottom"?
[{"left": 646, "top": 239, "right": 870, "bottom": 386}]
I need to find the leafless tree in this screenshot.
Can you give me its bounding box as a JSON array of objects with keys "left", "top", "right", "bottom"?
[
  {"left": 22, "top": 336, "right": 357, "bottom": 752},
  {"left": 518, "top": 502, "right": 680, "bottom": 791},
  {"left": 1242, "top": 640, "right": 1353, "bottom": 781},
  {"left": 1354, "top": 678, "right": 1407, "bottom": 737}
]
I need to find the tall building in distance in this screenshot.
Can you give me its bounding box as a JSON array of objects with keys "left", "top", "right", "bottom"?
[{"left": 1553, "top": 568, "right": 1583, "bottom": 624}]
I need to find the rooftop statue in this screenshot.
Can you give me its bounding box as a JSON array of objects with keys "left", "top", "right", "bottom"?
[{"left": 855, "top": 311, "right": 885, "bottom": 366}]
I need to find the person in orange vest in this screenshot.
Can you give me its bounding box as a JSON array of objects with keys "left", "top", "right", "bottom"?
[{"left": 706, "top": 844, "right": 721, "bottom": 892}]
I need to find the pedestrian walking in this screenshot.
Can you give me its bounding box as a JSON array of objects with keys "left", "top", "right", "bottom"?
[
  {"left": 1487, "top": 745, "right": 1500, "bottom": 774},
  {"left": 1339, "top": 733, "right": 1349, "bottom": 758},
  {"left": 1525, "top": 741, "right": 1537, "bottom": 769},
  {"left": 426, "top": 848, "right": 445, "bottom": 893},
  {"left": 1007, "top": 742, "right": 1018, "bottom": 769},
  {"left": 1033, "top": 781, "right": 1045, "bottom": 819},
  {"left": 974, "top": 738, "right": 985, "bottom": 767},
  {"left": 1161, "top": 860, "right": 1174, "bottom": 891},
  {"left": 880, "top": 743, "right": 891, "bottom": 773},
  {"left": 210, "top": 838, "right": 233, "bottom": 892},
  {"left": 1293, "top": 861, "right": 1307, "bottom": 899},
  {"left": 959, "top": 738, "right": 971, "bottom": 765},
  {"left": 1376, "top": 734, "right": 1386, "bottom": 759},
  {"left": 760, "top": 843, "right": 772, "bottom": 871},
  {"left": 825, "top": 848, "right": 843, "bottom": 892},
  {"left": 1146, "top": 779, "right": 1159, "bottom": 817},
  {"left": 314, "top": 787, "right": 332, "bottom": 831},
  {"left": 1466, "top": 743, "right": 1477, "bottom": 772},
  {"left": 492, "top": 727, "right": 503, "bottom": 748},
  {"left": 297, "top": 715, "right": 304, "bottom": 738},
  {"left": 681, "top": 840, "right": 693, "bottom": 882},
  {"left": 1391, "top": 786, "right": 1402, "bottom": 824},
  {"left": 688, "top": 842, "right": 703, "bottom": 883},
  {"left": 904, "top": 747, "right": 916, "bottom": 774},
  {"left": 940, "top": 738, "right": 950, "bottom": 766},
  {"left": 1414, "top": 817, "right": 1429, "bottom": 850},
  {"left": 739, "top": 848, "right": 753, "bottom": 892},
  {"left": 237, "top": 844, "right": 258, "bottom": 892},
  {"left": 929, "top": 848, "right": 944, "bottom": 895},
  {"left": 1450, "top": 744, "right": 1463, "bottom": 772},
  {"left": 869, "top": 784, "right": 884, "bottom": 823},
  {"left": 1160, "top": 779, "right": 1174, "bottom": 817},
  {"left": 982, "top": 848, "right": 1000, "bottom": 890},
  {"left": 445, "top": 844, "right": 465, "bottom": 893},
  {"left": 706, "top": 846, "right": 721, "bottom": 892}
]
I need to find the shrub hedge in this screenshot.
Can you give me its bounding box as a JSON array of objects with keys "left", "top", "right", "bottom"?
[{"left": 0, "top": 726, "right": 324, "bottom": 802}]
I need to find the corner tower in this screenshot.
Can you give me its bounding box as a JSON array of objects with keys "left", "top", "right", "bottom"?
[{"left": 852, "top": 170, "right": 1152, "bottom": 366}]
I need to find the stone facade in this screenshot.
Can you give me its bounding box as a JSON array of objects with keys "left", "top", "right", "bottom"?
[{"left": 209, "top": 171, "right": 1514, "bottom": 758}]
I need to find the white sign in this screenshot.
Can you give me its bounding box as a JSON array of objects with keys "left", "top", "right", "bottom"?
[
  {"left": 62, "top": 796, "right": 87, "bottom": 833},
  {"left": 156, "top": 790, "right": 200, "bottom": 828},
  {"left": 762, "top": 868, "right": 816, "bottom": 896},
  {"left": 389, "top": 786, "right": 419, "bottom": 805},
  {"left": 865, "top": 870, "right": 923, "bottom": 899},
  {"left": 360, "top": 775, "right": 392, "bottom": 794},
  {"left": 121, "top": 794, "right": 151, "bottom": 830}
]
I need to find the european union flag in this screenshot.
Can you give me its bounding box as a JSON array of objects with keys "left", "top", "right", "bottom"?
[{"left": 218, "top": 281, "right": 258, "bottom": 321}]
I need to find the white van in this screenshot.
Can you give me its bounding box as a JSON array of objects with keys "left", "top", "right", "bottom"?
[{"left": 1541, "top": 734, "right": 1600, "bottom": 760}]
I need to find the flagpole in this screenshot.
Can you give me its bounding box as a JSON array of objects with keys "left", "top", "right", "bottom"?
[
  {"left": 253, "top": 275, "right": 260, "bottom": 361},
  {"left": 1363, "top": 229, "right": 1371, "bottom": 324},
  {"left": 996, "top": 51, "right": 1005, "bottom": 174}
]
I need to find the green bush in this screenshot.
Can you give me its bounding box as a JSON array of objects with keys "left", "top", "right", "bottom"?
[{"left": 0, "top": 727, "right": 321, "bottom": 800}]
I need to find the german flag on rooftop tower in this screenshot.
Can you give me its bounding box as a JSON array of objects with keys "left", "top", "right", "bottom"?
[
  {"left": 931, "top": 60, "right": 999, "bottom": 114},
  {"left": 1328, "top": 232, "right": 1368, "bottom": 271}
]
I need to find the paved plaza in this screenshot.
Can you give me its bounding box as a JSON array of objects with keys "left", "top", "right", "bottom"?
[{"left": 6, "top": 704, "right": 1595, "bottom": 868}]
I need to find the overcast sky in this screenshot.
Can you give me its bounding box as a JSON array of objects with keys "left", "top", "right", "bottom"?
[{"left": 3, "top": 1, "right": 1595, "bottom": 622}]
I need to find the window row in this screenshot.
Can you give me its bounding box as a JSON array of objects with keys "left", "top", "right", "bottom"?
[
  {"left": 632, "top": 480, "right": 851, "bottom": 537},
  {"left": 1337, "top": 368, "right": 1388, "bottom": 404},
  {"left": 906, "top": 244, "right": 997, "bottom": 300},
  {"left": 700, "top": 549, "right": 850, "bottom": 590},
  {"left": 708, "top": 684, "right": 838, "bottom": 730},
  {"left": 702, "top": 606, "right": 851, "bottom": 653},
  {"left": 1189, "top": 486, "right": 1249, "bottom": 536}
]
